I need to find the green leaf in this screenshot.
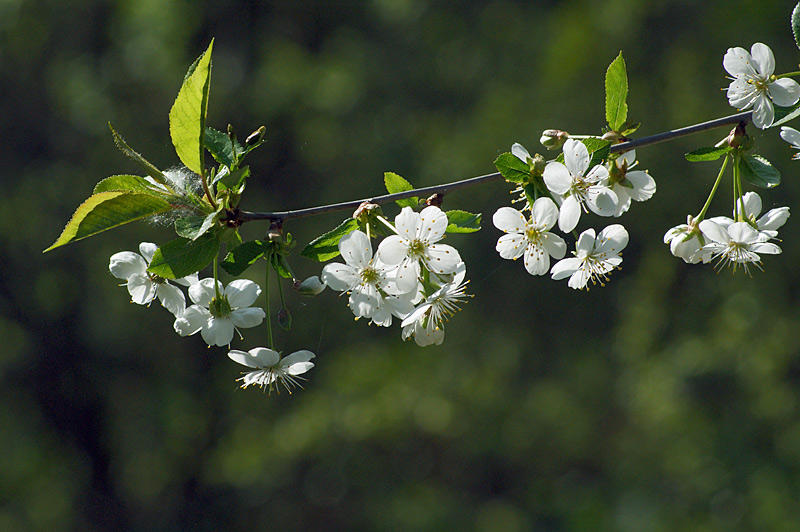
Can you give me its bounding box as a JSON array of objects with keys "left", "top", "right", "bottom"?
[
  {"left": 44, "top": 192, "right": 172, "bottom": 252},
  {"left": 583, "top": 138, "right": 612, "bottom": 168},
  {"left": 205, "top": 127, "right": 244, "bottom": 167},
  {"left": 739, "top": 154, "right": 781, "bottom": 188},
  {"left": 147, "top": 234, "right": 219, "bottom": 279},
  {"left": 770, "top": 102, "right": 800, "bottom": 127},
  {"left": 300, "top": 218, "right": 359, "bottom": 262},
  {"left": 93, "top": 175, "right": 162, "bottom": 195},
  {"left": 175, "top": 213, "right": 217, "bottom": 240},
  {"left": 619, "top": 122, "right": 641, "bottom": 136},
  {"left": 221, "top": 240, "right": 266, "bottom": 276},
  {"left": 493, "top": 152, "right": 530, "bottom": 183},
  {"left": 270, "top": 252, "right": 294, "bottom": 279},
  {"left": 218, "top": 167, "right": 250, "bottom": 192},
  {"left": 169, "top": 41, "right": 214, "bottom": 175},
  {"left": 793, "top": 2, "right": 800, "bottom": 51},
  {"left": 685, "top": 146, "right": 732, "bottom": 162},
  {"left": 445, "top": 210, "right": 482, "bottom": 233},
  {"left": 384, "top": 172, "right": 418, "bottom": 208},
  {"left": 605, "top": 52, "right": 629, "bottom": 132},
  {"left": 108, "top": 123, "right": 168, "bottom": 184}
]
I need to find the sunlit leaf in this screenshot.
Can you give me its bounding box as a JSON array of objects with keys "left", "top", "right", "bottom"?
[
  {"left": 605, "top": 52, "right": 628, "bottom": 132},
  {"left": 147, "top": 234, "right": 219, "bottom": 279},
  {"left": 301, "top": 218, "right": 359, "bottom": 262}
]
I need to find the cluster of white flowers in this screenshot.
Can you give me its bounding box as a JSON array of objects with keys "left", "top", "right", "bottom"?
[
  {"left": 319, "top": 205, "right": 470, "bottom": 346},
  {"left": 110, "top": 243, "right": 314, "bottom": 391},
  {"left": 492, "top": 139, "right": 655, "bottom": 289},
  {"left": 664, "top": 191, "right": 789, "bottom": 272}
]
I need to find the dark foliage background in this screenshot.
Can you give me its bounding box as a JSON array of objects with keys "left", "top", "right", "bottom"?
[{"left": 3, "top": 1, "right": 800, "bottom": 530}]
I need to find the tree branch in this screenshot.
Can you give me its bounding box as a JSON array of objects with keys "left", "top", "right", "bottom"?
[{"left": 237, "top": 110, "right": 753, "bottom": 224}]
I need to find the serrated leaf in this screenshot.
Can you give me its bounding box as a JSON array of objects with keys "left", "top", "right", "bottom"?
[
  {"left": 605, "top": 52, "right": 629, "bottom": 132},
  {"left": 739, "top": 154, "right": 781, "bottom": 188},
  {"left": 218, "top": 167, "right": 249, "bottom": 192},
  {"left": 493, "top": 152, "right": 530, "bottom": 183},
  {"left": 175, "top": 213, "right": 217, "bottom": 240},
  {"left": 793, "top": 2, "right": 800, "bottom": 50},
  {"left": 270, "top": 252, "right": 293, "bottom": 279},
  {"left": 44, "top": 192, "right": 172, "bottom": 252},
  {"left": 108, "top": 123, "right": 168, "bottom": 184},
  {"left": 148, "top": 234, "right": 219, "bottom": 279},
  {"left": 445, "top": 210, "right": 482, "bottom": 233},
  {"left": 384, "top": 172, "right": 418, "bottom": 208},
  {"left": 169, "top": 41, "right": 214, "bottom": 175},
  {"left": 221, "top": 240, "right": 265, "bottom": 276},
  {"left": 584, "top": 138, "right": 612, "bottom": 167},
  {"left": 685, "top": 146, "right": 732, "bottom": 162},
  {"left": 93, "top": 175, "right": 161, "bottom": 194},
  {"left": 300, "top": 218, "right": 359, "bottom": 262},
  {"left": 205, "top": 127, "right": 244, "bottom": 167},
  {"left": 619, "top": 122, "right": 641, "bottom": 136},
  {"left": 770, "top": 102, "right": 800, "bottom": 127}
]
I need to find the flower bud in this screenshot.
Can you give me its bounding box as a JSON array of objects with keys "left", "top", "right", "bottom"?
[
  {"left": 246, "top": 126, "right": 266, "bottom": 146},
  {"left": 540, "top": 129, "right": 569, "bottom": 150},
  {"left": 531, "top": 153, "right": 547, "bottom": 177},
  {"left": 296, "top": 275, "right": 327, "bottom": 296},
  {"left": 726, "top": 123, "right": 750, "bottom": 150},
  {"left": 425, "top": 193, "right": 444, "bottom": 207},
  {"left": 278, "top": 308, "right": 292, "bottom": 331},
  {"left": 353, "top": 201, "right": 380, "bottom": 220}
]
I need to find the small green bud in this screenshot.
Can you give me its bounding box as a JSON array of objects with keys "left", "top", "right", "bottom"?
[
  {"left": 531, "top": 153, "right": 547, "bottom": 177},
  {"left": 540, "top": 129, "right": 569, "bottom": 150},
  {"left": 278, "top": 308, "right": 292, "bottom": 331}
]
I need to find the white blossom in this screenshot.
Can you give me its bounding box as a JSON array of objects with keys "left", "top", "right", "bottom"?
[
  {"left": 228, "top": 347, "right": 315, "bottom": 393},
  {"left": 109, "top": 242, "right": 197, "bottom": 316},
  {"left": 663, "top": 215, "right": 713, "bottom": 264},
  {"left": 724, "top": 43, "right": 800, "bottom": 129},
  {"left": 376, "top": 206, "right": 462, "bottom": 293},
  {"left": 492, "top": 199, "right": 566, "bottom": 275},
  {"left": 551, "top": 224, "right": 628, "bottom": 289},
  {"left": 605, "top": 150, "right": 656, "bottom": 216},
  {"left": 698, "top": 219, "right": 781, "bottom": 273},
  {"left": 401, "top": 263, "right": 470, "bottom": 346},
  {"left": 543, "top": 139, "right": 618, "bottom": 233},
  {"left": 780, "top": 126, "right": 800, "bottom": 159},
  {"left": 174, "top": 278, "right": 265, "bottom": 347}
]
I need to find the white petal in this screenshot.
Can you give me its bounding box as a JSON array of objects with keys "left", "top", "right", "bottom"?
[
  {"left": 723, "top": 47, "right": 754, "bottom": 78},
  {"left": 156, "top": 282, "right": 186, "bottom": 316},
  {"left": 698, "top": 220, "right": 730, "bottom": 245},
  {"left": 250, "top": 347, "right": 281, "bottom": 367},
  {"left": 511, "top": 143, "right": 531, "bottom": 162},
  {"left": 496, "top": 233, "right": 526, "bottom": 260},
  {"left": 523, "top": 243, "right": 550, "bottom": 276},
  {"left": 225, "top": 279, "right": 262, "bottom": 308},
  {"left": 321, "top": 263, "right": 359, "bottom": 291},
  {"left": 188, "top": 278, "right": 220, "bottom": 307},
  {"left": 740, "top": 191, "right": 762, "bottom": 219},
  {"left": 394, "top": 207, "right": 421, "bottom": 239},
  {"left": 625, "top": 171, "right": 656, "bottom": 202},
  {"left": 376, "top": 234, "right": 408, "bottom": 266},
  {"left": 541, "top": 233, "right": 567, "bottom": 259},
  {"left": 558, "top": 195, "right": 581, "bottom": 233},
  {"left": 750, "top": 43, "right": 775, "bottom": 77},
  {"left": 727, "top": 79, "right": 757, "bottom": 108},
  {"left": 758, "top": 207, "right": 790, "bottom": 231},
  {"left": 543, "top": 161, "right": 572, "bottom": 195},
  {"left": 418, "top": 206, "right": 449, "bottom": 244},
  {"left": 281, "top": 350, "right": 316, "bottom": 374},
  {"left": 339, "top": 230, "right": 373, "bottom": 269},
  {"left": 349, "top": 284, "right": 381, "bottom": 318},
  {"left": 174, "top": 305, "right": 209, "bottom": 336},
  {"left": 109, "top": 251, "right": 147, "bottom": 280},
  {"left": 751, "top": 93, "right": 774, "bottom": 129},
  {"left": 127, "top": 274, "right": 156, "bottom": 305},
  {"left": 586, "top": 186, "right": 619, "bottom": 217},
  {"left": 229, "top": 307, "right": 266, "bottom": 329},
  {"left": 138, "top": 242, "right": 158, "bottom": 263},
  {"left": 492, "top": 207, "right": 526, "bottom": 233},
  {"left": 202, "top": 317, "right": 235, "bottom": 347},
  {"left": 425, "top": 243, "right": 462, "bottom": 274},
  {"left": 530, "top": 197, "right": 559, "bottom": 230},
  {"left": 769, "top": 78, "right": 800, "bottom": 107},
  {"left": 562, "top": 139, "right": 589, "bottom": 177},
  {"left": 750, "top": 242, "right": 782, "bottom": 255},
  {"left": 727, "top": 221, "right": 759, "bottom": 243},
  {"left": 780, "top": 126, "right": 800, "bottom": 147},
  {"left": 550, "top": 257, "right": 581, "bottom": 280},
  {"left": 595, "top": 224, "right": 629, "bottom": 255},
  {"left": 228, "top": 348, "right": 266, "bottom": 369}
]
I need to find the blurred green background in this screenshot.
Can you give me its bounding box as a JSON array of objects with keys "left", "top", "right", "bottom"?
[{"left": 4, "top": 0, "right": 800, "bottom": 530}]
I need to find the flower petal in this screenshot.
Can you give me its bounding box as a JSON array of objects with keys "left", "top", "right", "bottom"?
[
  {"left": 202, "top": 317, "right": 235, "bottom": 347},
  {"left": 156, "top": 282, "right": 186, "bottom": 316},
  {"left": 249, "top": 347, "right": 281, "bottom": 367},
  {"left": 225, "top": 279, "right": 262, "bottom": 308},
  {"left": 562, "top": 139, "right": 589, "bottom": 178},
  {"left": 321, "top": 262, "right": 359, "bottom": 291},
  {"left": 492, "top": 207, "right": 526, "bottom": 233},
  {"left": 339, "top": 230, "right": 373, "bottom": 269},
  {"left": 558, "top": 195, "right": 581, "bottom": 233},
  {"left": 127, "top": 274, "right": 156, "bottom": 305},
  {"left": 229, "top": 307, "right": 266, "bottom": 329},
  {"left": 496, "top": 233, "right": 525, "bottom": 260},
  {"left": 109, "top": 251, "right": 147, "bottom": 280},
  {"left": 174, "top": 305, "right": 209, "bottom": 336}
]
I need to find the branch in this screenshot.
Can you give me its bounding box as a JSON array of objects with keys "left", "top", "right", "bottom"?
[{"left": 237, "top": 110, "right": 753, "bottom": 224}]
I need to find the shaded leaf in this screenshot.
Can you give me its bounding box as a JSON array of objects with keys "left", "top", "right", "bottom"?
[
  {"left": 739, "top": 154, "right": 781, "bottom": 188},
  {"left": 771, "top": 102, "right": 800, "bottom": 127},
  {"left": 109, "top": 123, "right": 168, "bottom": 184},
  {"left": 685, "top": 146, "right": 732, "bottom": 162},
  {"left": 384, "top": 172, "right": 418, "bottom": 208},
  {"left": 45, "top": 192, "right": 172, "bottom": 252},
  {"left": 794, "top": 2, "right": 800, "bottom": 51},
  {"left": 205, "top": 127, "right": 243, "bottom": 167},
  {"left": 148, "top": 234, "right": 219, "bottom": 279},
  {"left": 221, "top": 240, "right": 265, "bottom": 276},
  {"left": 175, "top": 213, "right": 217, "bottom": 240}
]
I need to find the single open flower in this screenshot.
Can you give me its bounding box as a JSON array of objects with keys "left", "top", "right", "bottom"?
[
  {"left": 401, "top": 262, "right": 470, "bottom": 346},
  {"left": 698, "top": 219, "right": 781, "bottom": 273},
  {"left": 493, "top": 199, "right": 566, "bottom": 276},
  {"left": 109, "top": 242, "right": 197, "bottom": 316},
  {"left": 724, "top": 43, "right": 800, "bottom": 129},
  {"left": 228, "top": 347, "right": 315, "bottom": 394},
  {"left": 551, "top": 224, "right": 628, "bottom": 289},
  {"left": 174, "top": 278, "right": 265, "bottom": 347}
]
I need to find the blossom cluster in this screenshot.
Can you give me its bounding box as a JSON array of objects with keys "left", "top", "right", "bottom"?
[
  {"left": 109, "top": 243, "right": 314, "bottom": 393},
  {"left": 492, "top": 139, "right": 654, "bottom": 289},
  {"left": 318, "top": 205, "right": 470, "bottom": 347}
]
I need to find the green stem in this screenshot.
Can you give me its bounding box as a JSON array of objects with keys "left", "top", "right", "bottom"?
[
  {"left": 696, "top": 155, "right": 729, "bottom": 221},
  {"left": 776, "top": 71, "right": 800, "bottom": 79},
  {"left": 277, "top": 269, "right": 287, "bottom": 312},
  {"left": 733, "top": 153, "right": 746, "bottom": 222},
  {"left": 265, "top": 262, "right": 274, "bottom": 350},
  {"left": 199, "top": 166, "right": 218, "bottom": 210},
  {"left": 212, "top": 254, "right": 221, "bottom": 300}
]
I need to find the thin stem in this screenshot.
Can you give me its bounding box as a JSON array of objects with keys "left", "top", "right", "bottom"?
[
  {"left": 212, "top": 254, "right": 221, "bottom": 300},
  {"left": 200, "top": 167, "right": 218, "bottom": 210},
  {"left": 237, "top": 110, "right": 753, "bottom": 224},
  {"left": 696, "top": 155, "right": 729, "bottom": 221},
  {"left": 265, "top": 263, "right": 274, "bottom": 350},
  {"left": 777, "top": 71, "right": 800, "bottom": 79}
]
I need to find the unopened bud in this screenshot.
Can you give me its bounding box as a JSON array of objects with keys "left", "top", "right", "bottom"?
[
  {"left": 353, "top": 201, "right": 380, "bottom": 220},
  {"left": 601, "top": 131, "right": 622, "bottom": 143},
  {"left": 278, "top": 308, "right": 292, "bottom": 331},
  {"left": 426, "top": 193, "right": 444, "bottom": 207},
  {"left": 296, "top": 275, "right": 327, "bottom": 296},
  {"left": 246, "top": 126, "right": 266, "bottom": 146},
  {"left": 531, "top": 153, "right": 547, "bottom": 177},
  {"left": 726, "top": 122, "right": 750, "bottom": 149},
  {"left": 227, "top": 124, "right": 236, "bottom": 137},
  {"left": 540, "top": 129, "right": 569, "bottom": 150},
  {"left": 267, "top": 220, "right": 283, "bottom": 242}
]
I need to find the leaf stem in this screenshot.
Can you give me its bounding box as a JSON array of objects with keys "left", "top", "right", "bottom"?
[
  {"left": 265, "top": 264, "right": 274, "bottom": 350},
  {"left": 696, "top": 155, "right": 729, "bottom": 221}
]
